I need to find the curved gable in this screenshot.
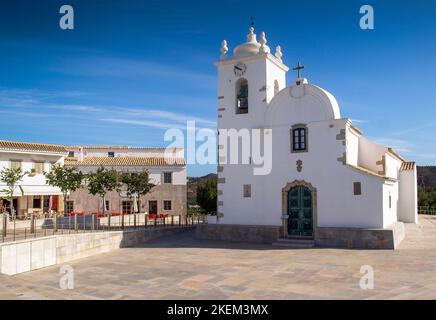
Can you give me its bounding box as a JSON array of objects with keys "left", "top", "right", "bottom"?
[{"left": 265, "top": 81, "right": 341, "bottom": 126}]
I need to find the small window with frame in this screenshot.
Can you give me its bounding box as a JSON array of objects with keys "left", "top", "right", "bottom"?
[
  {"left": 122, "top": 201, "right": 132, "bottom": 214},
  {"left": 33, "top": 196, "right": 42, "bottom": 209},
  {"left": 163, "top": 200, "right": 172, "bottom": 211},
  {"left": 163, "top": 172, "right": 172, "bottom": 184},
  {"left": 33, "top": 161, "right": 44, "bottom": 174},
  {"left": 66, "top": 200, "right": 74, "bottom": 213},
  {"left": 108, "top": 152, "right": 115, "bottom": 157},
  {"left": 291, "top": 125, "right": 308, "bottom": 152},
  {"left": 353, "top": 182, "right": 362, "bottom": 195},
  {"left": 10, "top": 160, "right": 22, "bottom": 170}
]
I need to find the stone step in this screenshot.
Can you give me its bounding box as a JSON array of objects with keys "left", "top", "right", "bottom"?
[{"left": 272, "top": 238, "right": 315, "bottom": 248}]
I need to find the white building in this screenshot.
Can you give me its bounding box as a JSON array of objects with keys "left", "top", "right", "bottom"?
[
  {"left": 196, "top": 27, "right": 418, "bottom": 249},
  {"left": 0, "top": 141, "right": 187, "bottom": 218},
  {"left": 0, "top": 140, "right": 67, "bottom": 217}
]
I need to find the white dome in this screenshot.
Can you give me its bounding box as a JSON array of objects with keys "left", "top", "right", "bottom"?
[
  {"left": 265, "top": 80, "right": 341, "bottom": 126},
  {"left": 233, "top": 27, "right": 261, "bottom": 58}
]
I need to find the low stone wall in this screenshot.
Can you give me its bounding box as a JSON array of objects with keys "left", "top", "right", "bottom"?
[
  {"left": 195, "top": 224, "right": 282, "bottom": 244},
  {"left": 0, "top": 226, "right": 193, "bottom": 275},
  {"left": 196, "top": 222, "right": 406, "bottom": 249},
  {"left": 315, "top": 222, "right": 405, "bottom": 249}
]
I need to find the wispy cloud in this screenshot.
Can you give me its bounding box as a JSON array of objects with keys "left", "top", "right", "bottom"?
[
  {"left": 392, "top": 121, "right": 436, "bottom": 136},
  {"left": 51, "top": 55, "right": 214, "bottom": 87},
  {"left": 99, "top": 118, "right": 186, "bottom": 130},
  {"left": 121, "top": 108, "right": 215, "bottom": 127},
  {"left": 50, "top": 104, "right": 105, "bottom": 112},
  {"left": 0, "top": 87, "right": 216, "bottom": 131},
  {"left": 373, "top": 137, "right": 413, "bottom": 153},
  {"left": 350, "top": 118, "right": 369, "bottom": 124},
  {"left": 0, "top": 88, "right": 86, "bottom": 108}
]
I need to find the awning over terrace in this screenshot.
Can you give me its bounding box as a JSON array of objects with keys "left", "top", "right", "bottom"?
[{"left": 19, "top": 185, "right": 63, "bottom": 196}]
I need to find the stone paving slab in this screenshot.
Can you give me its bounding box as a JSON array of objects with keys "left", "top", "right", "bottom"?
[{"left": 1, "top": 215, "right": 436, "bottom": 300}]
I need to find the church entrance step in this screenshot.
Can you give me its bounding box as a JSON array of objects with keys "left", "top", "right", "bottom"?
[{"left": 272, "top": 238, "right": 315, "bottom": 248}]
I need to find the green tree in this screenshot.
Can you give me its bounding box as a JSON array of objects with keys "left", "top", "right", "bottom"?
[
  {"left": 86, "top": 167, "right": 122, "bottom": 215},
  {"left": 0, "top": 167, "right": 27, "bottom": 217},
  {"left": 45, "top": 165, "right": 84, "bottom": 215},
  {"left": 196, "top": 180, "right": 217, "bottom": 214},
  {"left": 120, "top": 170, "right": 155, "bottom": 213}
]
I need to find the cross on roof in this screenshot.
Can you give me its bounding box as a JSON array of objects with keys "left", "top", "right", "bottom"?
[{"left": 293, "top": 62, "right": 305, "bottom": 78}]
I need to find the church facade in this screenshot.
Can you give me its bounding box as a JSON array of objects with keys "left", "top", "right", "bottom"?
[{"left": 196, "top": 27, "right": 418, "bottom": 249}]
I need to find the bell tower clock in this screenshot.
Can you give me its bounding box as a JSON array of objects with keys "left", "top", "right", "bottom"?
[{"left": 233, "top": 62, "right": 247, "bottom": 77}]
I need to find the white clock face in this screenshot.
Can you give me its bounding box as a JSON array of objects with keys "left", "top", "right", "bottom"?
[{"left": 234, "top": 63, "right": 247, "bottom": 77}]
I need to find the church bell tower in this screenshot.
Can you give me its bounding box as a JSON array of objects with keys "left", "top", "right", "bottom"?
[{"left": 215, "top": 26, "right": 290, "bottom": 130}]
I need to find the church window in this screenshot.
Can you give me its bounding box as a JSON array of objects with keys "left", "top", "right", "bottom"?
[
  {"left": 353, "top": 182, "right": 362, "bottom": 195},
  {"left": 236, "top": 78, "right": 248, "bottom": 114},
  {"left": 389, "top": 194, "right": 392, "bottom": 209},
  {"left": 291, "top": 125, "right": 308, "bottom": 152},
  {"left": 274, "top": 80, "right": 279, "bottom": 96}
]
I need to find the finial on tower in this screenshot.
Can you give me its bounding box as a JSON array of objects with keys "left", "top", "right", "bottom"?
[
  {"left": 220, "top": 40, "right": 228, "bottom": 59},
  {"left": 258, "top": 32, "right": 270, "bottom": 54},
  {"left": 246, "top": 24, "right": 257, "bottom": 43},
  {"left": 275, "top": 45, "right": 283, "bottom": 62}
]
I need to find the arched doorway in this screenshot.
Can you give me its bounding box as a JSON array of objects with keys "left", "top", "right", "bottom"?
[
  {"left": 287, "top": 186, "right": 313, "bottom": 237},
  {"left": 282, "top": 180, "right": 317, "bottom": 238}
]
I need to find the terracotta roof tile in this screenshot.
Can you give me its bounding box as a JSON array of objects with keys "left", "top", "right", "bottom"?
[
  {"left": 0, "top": 140, "right": 67, "bottom": 153},
  {"left": 66, "top": 146, "right": 168, "bottom": 150},
  {"left": 400, "top": 161, "right": 416, "bottom": 171},
  {"left": 64, "top": 156, "right": 185, "bottom": 167},
  {"left": 66, "top": 146, "right": 129, "bottom": 149}
]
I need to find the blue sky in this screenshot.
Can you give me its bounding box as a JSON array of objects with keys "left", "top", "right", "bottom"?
[{"left": 1, "top": 0, "right": 435, "bottom": 176}]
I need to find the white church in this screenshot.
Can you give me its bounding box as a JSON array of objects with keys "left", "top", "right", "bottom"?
[{"left": 196, "top": 26, "right": 418, "bottom": 249}]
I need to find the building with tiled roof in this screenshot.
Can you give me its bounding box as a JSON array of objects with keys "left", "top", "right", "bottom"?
[
  {"left": 0, "top": 140, "right": 67, "bottom": 217},
  {"left": 0, "top": 140, "right": 186, "bottom": 217},
  {"left": 63, "top": 145, "right": 186, "bottom": 216}
]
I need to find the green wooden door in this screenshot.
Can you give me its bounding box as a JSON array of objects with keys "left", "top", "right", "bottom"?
[{"left": 287, "top": 186, "right": 313, "bottom": 237}]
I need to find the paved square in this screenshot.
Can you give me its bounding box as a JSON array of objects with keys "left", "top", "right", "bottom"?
[{"left": 1, "top": 216, "right": 436, "bottom": 300}]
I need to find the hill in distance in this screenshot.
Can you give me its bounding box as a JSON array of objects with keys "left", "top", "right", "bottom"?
[
  {"left": 187, "top": 173, "right": 217, "bottom": 206},
  {"left": 417, "top": 166, "right": 436, "bottom": 189}
]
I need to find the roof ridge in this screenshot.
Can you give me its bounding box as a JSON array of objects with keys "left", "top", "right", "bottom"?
[
  {"left": 64, "top": 156, "right": 186, "bottom": 167},
  {"left": 66, "top": 145, "right": 171, "bottom": 149},
  {"left": 0, "top": 140, "right": 67, "bottom": 153}
]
